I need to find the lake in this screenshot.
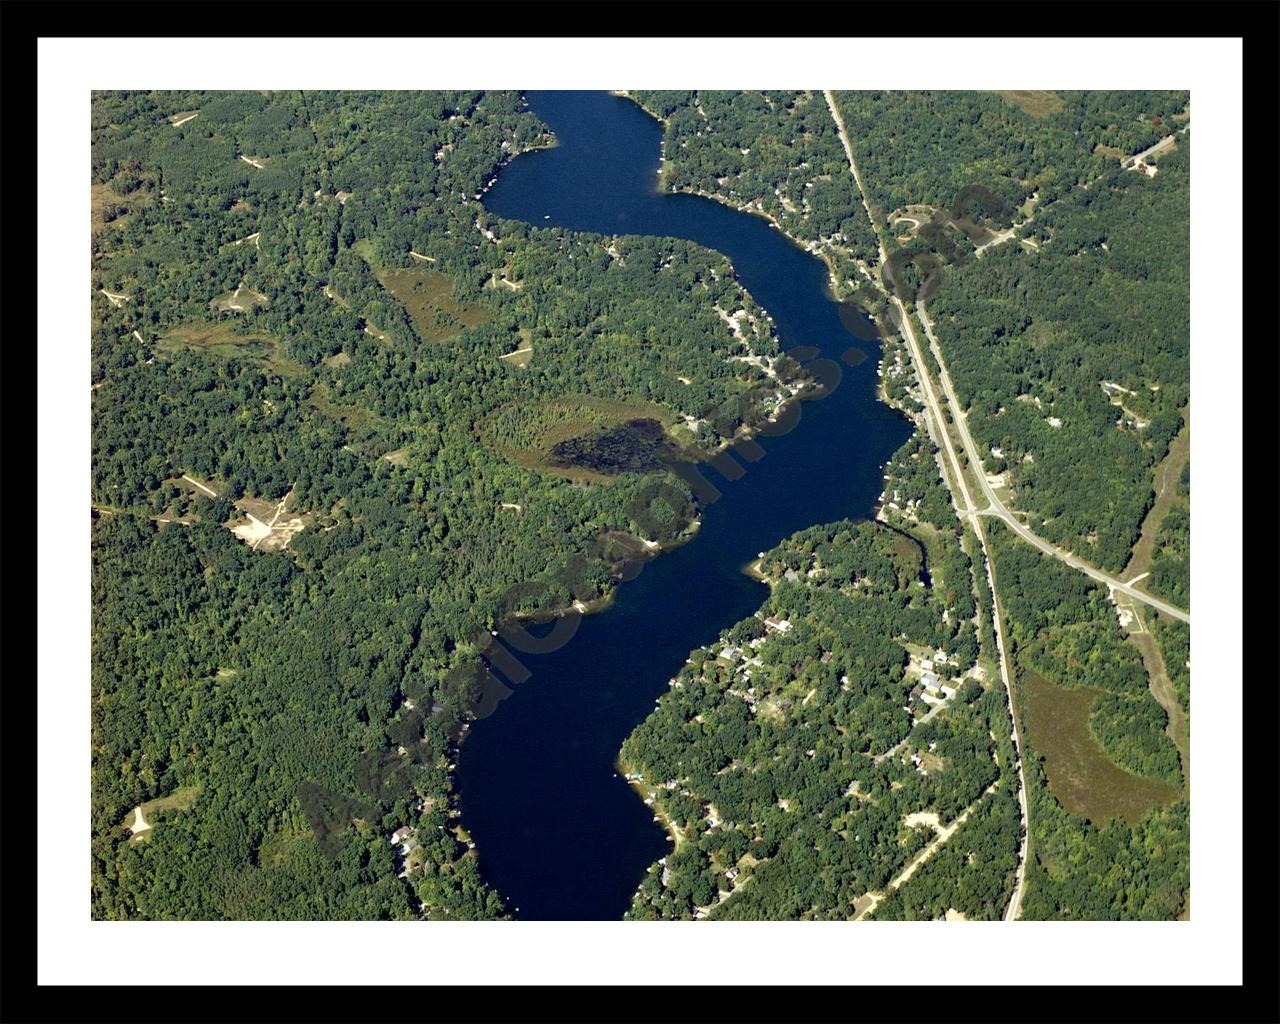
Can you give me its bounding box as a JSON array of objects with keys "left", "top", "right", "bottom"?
[{"left": 458, "top": 90, "right": 910, "bottom": 919}]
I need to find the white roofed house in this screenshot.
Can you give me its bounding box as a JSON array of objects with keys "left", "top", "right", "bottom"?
[
  {"left": 390, "top": 825, "right": 413, "bottom": 845},
  {"left": 763, "top": 616, "right": 792, "bottom": 634},
  {"left": 920, "top": 672, "right": 942, "bottom": 694}
]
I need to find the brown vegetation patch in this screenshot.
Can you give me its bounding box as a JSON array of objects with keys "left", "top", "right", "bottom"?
[
  {"left": 157, "top": 322, "right": 302, "bottom": 376},
  {"left": 994, "top": 91, "right": 1064, "bottom": 118},
  {"left": 1018, "top": 666, "right": 1179, "bottom": 825},
  {"left": 378, "top": 267, "right": 490, "bottom": 342}
]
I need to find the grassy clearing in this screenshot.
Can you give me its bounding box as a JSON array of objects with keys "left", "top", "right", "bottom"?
[
  {"left": 122, "top": 785, "right": 200, "bottom": 844},
  {"left": 306, "top": 381, "right": 384, "bottom": 434},
  {"left": 1017, "top": 666, "right": 1179, "bottom": 825},
  {"left": 157, "top": 322, "right": 303, "bottom": 376},
  {"left": 91, "top": 183, "right": 152, "bottom": 235},
  {"left": 499, "top": 346, "right": 534, "bottom": 367},
  {"left": 1093, "top": 142, "right": 1128, "bottom": 161},
  {"left": 378, "top": 266, "right": 490, "bottom": 342},
  {"left": 499, "top": 329, "right": 534, "bottom": 367},
  {"left": 994, "top": 91, "right": 1064, "bottom": 118},
  {"left": 478, "top": 394, "right": 676, "bottom": 481}
]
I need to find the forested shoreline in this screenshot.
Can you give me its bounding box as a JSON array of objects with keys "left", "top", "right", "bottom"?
[{"left": 91, "top": 89, "right": 1190, "bottom": 922}]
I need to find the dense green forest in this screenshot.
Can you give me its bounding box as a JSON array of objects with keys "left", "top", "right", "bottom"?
[
  {"left": 921, "top": 142, "right": 1191, "bottom": 573},
  {"left": 628, "top": 90, "right": 878, "bottom": 291},
  {"left": 832, "top": 90, "right": 1188, "bottom": 221},
  {"left": 91, "top": 90, "right": 799, "bottom": 919}
]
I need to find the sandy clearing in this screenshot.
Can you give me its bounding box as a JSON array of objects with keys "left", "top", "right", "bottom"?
[
  {"left": 170, "top": 112, "right": 199, "bottom": 128},
  {"left": 239, "top": 154, "right": 265, "bottom": 170},
  {"left": 231, "top": 490, "right": 305, "bottom": 551},
  {"left": 128, "top": 805, "right": 151, "bottom": 834},
  {"left": 132, "top": 330, "right": 145, "bottom": 343},
  {"left": 232, "top": 513, "right": 273, "bottom": 545},
  {"left": 903, "top": 810, "right": 941, "bottom": 831},
  {"left": 500, "top": 502, "right": 523, "bottom": 512},
  {"left": 498, "top": 346, "right": 533, "bottom": 361},
  {"left": 409, "top": 251, "right": 437, "bottom": 263},
  {"left": 100, "top": 290, "right": 130, "bottom": 306}
]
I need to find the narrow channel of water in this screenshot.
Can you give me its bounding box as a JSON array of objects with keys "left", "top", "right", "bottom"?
[{"left": 458, "top": 91, "right": 911, "bottom": 920}]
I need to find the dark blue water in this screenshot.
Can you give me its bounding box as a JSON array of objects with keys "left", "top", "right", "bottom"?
[{"left": 458, "top": 91, "right": 910, "bottom": 920}]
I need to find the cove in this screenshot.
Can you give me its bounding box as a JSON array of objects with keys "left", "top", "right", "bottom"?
[{"left": 458, "top": 91, "right": 911, "bottom": 920}]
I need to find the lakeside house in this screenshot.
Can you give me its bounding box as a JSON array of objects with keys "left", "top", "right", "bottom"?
[{"left": 763, "top": 616, "right": 792, "bottom": 634}]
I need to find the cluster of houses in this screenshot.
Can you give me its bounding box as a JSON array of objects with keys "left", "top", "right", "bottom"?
[
  {"left": 914, "top": 652, "right": 958, "bottom": 707},
  {"left": 877, "top": 484, "right": 923, "bottom": 520},
  {"left": 389, "top": 825, "right": 419, "bottom": 880},
  {"left": 718, "top": 634, "right": 769, "bottom": 709},
  {"left": 880, "top": 345, "right": 907, "bottom": 382}
]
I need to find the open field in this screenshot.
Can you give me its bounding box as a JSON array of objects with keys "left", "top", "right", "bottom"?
[
  {"left": 378, "top": 266, "right": 490, "bottom": 342},
  {"left": 121, "top": 785, "right": 200, "bottom": 845},
  {"left": 91, "top": 183, "right": 152, "bottom": 235},
  {"left": 1018, "top": 666, "right": 1180, "bottom": 825},
  {"left": 994, "top": 91, "right": 1064, "bottom": 118},
  {"left": 157, "top": 322, "right": 303, "bottom": 376},
  {"left": 478, "top": 394, "right": 679, "bottom": 481}
]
